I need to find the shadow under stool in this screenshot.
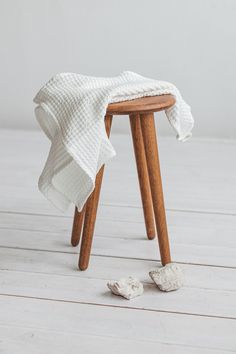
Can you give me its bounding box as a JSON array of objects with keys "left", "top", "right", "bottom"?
[{"left": 71, "top": 94, "right": 176, "bottom": 270}]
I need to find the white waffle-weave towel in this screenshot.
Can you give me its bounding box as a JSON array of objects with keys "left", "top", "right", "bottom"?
[{"left": 34, "top": 71, "right": 194, "bottom": 211}]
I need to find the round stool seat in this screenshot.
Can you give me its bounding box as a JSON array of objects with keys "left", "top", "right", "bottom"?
[{"left": 107, "top": 94, "right": 175, "bottom": 115}]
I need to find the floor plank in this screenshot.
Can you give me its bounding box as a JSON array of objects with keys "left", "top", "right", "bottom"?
[
  {"left": 1, "top": 248, "right": 236, "bottom": 319},
  {"left": 1, "top": 268, "right": 236, "bottom": 319},
  {"left": 1, "top": 248, "right": 236, "bottom": 291},
  {"left": 1, "top": 226, "right": 235, "bottom": 268},
  {"left": 1, "top": 295, "right": 236, "bottom": 352},
  {"left": 1, "top": 208, "right": 236, "bottom": 246},
  {"left": 3, "top": 325, "right": 225, "bottom": 354}
]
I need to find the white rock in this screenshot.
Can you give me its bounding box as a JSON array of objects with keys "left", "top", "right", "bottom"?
[
  {"left": 107, "top": 277, "right": 143, "bottom": 300},
  {"left": 149, "top": 263, "right": 184, "bottom": 291}
]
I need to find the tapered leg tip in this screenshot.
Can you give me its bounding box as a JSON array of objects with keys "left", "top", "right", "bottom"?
[
  {"left": 147, "top": 234, "right": 156, "bottom": 240},
  {"left": 78, "top": 261, "right": 88, "bottom": 271},
  {"left": 71, "top": 240, "right": 80, "bottom": 247}
]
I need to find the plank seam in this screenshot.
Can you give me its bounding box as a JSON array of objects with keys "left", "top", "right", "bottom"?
[
  {"left": 1, "top": 293, "right": 236, "bottom": 321},
  {"left": 0, "top": 245, "right": 236, "bottom": 269}
]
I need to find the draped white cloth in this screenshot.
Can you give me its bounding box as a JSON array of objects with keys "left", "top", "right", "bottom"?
[{"left": 34, "top": 71, "right": 194, "bottom": 211}]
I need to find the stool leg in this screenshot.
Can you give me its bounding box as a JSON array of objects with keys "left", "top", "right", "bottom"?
[
  {"left": 140, "top": 113, "right": 171, "bottom": 265},
  {"left": 79, "top": 114, "right": 113, "bottom": 270},
  {"left": 129, "top": 114, "right": 156, "bottom": 240},
  {"left": 71, "top": 205, "right": 86, "bottom": 247}
]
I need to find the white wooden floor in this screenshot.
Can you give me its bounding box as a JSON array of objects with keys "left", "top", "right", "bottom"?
[{"left": 0, "top": 129, "right": 236, "bottom": 354}]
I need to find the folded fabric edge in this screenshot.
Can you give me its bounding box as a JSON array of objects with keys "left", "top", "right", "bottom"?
[
  {"left": 177, "top": 132, "right": 193, "bottom": 142},
  {"left": 35, "top": 104, "right": 116, "bottom": 212}
]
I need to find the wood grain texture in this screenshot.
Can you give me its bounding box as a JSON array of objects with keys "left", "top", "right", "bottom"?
[
  {"left": 79, "top": 115, "right": 113, "bottom": 270},
  {"left": 2, "top": 207, "right": 236, "bottom": 256},
  {"left": 1, "top": 295, "right": 236, "bottom": 352},
  {"left": 141, "top": 113, "right": 171, "bottom": 265},
  {"left": 1, "top": 328, "right": 227, "bottom": 354},
  {"left": 1, "top": 247, "right": 236, "bottom": 292},
  {"left": 1, "top": 265, "right": 236, "bottom": 319},
  {"left": 129, "top": 113, "right": 155, "bottom": 239},
  {"left": 107, "top": 95, "right": 175, "bottom": 115},
  {"left": 2, "top": 225, "right": 236, "bottom": 268}
]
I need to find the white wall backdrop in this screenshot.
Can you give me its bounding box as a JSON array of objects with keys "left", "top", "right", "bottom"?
[{"left": 0, "top": 0, "right": 236, "bottom": 138}]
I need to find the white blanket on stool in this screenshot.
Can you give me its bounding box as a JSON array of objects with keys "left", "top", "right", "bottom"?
[{"left": 34, "top": 71, "right": 194, "bottom": 211}]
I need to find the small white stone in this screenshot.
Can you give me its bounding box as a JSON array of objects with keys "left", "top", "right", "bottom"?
[
  {"left": 107, "top": 276, "right": 143, "bottom": 300},
  {"left": 149, "top": 263, "right": 184, "bottom": 292}
]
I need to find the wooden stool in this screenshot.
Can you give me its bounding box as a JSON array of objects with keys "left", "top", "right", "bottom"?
[{"left": 71, "top": 94, "right": 176, "bottom": 270}]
